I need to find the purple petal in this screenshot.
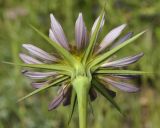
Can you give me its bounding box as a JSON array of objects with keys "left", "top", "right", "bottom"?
[
  {"left": 96, "top": 24, "right": 126, "bottom": 54},
  {"left": 103, "top": 78, "right": 139, "bottom": 92},
  {"left": 22, "top": 44, "right": 57, "bottom": 62},
  {"left": 50, "top": 14, "right": 70, "bottom": 50},
  {"left": 110, "top": 32, "right": 133, "bottom": 49},
  {"left": 63, "top": 87, "right": 72, "bottom": 106},
  {"left": 19, "top": 53, "right": 43, "bottom": 64},
  {"left": 22, "top": 70, "right": 56, "bottom": 79},
  {"left": 91, "top": 13, "right": 105, "bottom": 36},
  {"left": 75, "top": 13, "right": 88, "bottom": 50},
  {"left": 48, "top": 94, "right": 64, "bottom": 110},
  {"left": 48, "top": 85, "right": 69, "bottom": 110},
  {"left": 31, "top": 81, "right": 47, "bottom": 88},
  {"left": 89, "top": 87, "right": 97, "bottom": 101},
  {"left": 111, "top": 74, "right": 140, "bottom": 79},
  {"left": 101, "top": 52, "right": 144, "bottom": 67}
]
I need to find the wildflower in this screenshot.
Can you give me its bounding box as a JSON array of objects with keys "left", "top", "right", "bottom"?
[{"left": 18, "top": 10, "right": 146, "bottom": 128}]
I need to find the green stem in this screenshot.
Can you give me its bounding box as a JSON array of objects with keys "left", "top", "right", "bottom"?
[{"left": 72, "top": 76, "right": 90, "bottom": 128}]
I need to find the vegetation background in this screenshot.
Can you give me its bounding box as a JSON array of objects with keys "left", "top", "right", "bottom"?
[{"left": 0, "top": 0, "right": 160, "bottom": 128}]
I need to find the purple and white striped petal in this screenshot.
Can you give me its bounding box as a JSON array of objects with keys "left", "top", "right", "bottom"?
[
  {"left": 103, "top": 78, "right": 139, "bottom": 92},
  {"left": 48, "top": 85, "right": 69, "bottom": 110},
  {"left": 101, "top": 52, "right": 144, "bottom": 67},
  {"left": 50, "top": 14, "right": 70, "bottom": 50},
  {"left": 110, "top": 32, "right": 133, "bottom": 49},
  {"left": 96, "top": 24, "right": 126, "bottom": 54},
  {"left": 22, "top": 70, "right": 56, "bottom": 79},
  {"left": 31, "top": 81, "right": 47, "bottom": 89},
  {"left": 91, "top": 13, "right": 105, "bottom": 36},
  {"left": 48, "top": 94, "right": 64, "bottom": 110},
  {"left": 111, "top": 74, "right": 140, "bottom": 79},
  {"left": 75, "top": 13, "right": 88, "bottom": 50},
  {"left": 22, "top": 44, "right": 57, "bottom": 62},
  {"left": 63, "top": 87, "right": 72, "bottom": 106},
  {"left": 19, "top": 53, "right": 43, "bottom": 64}
]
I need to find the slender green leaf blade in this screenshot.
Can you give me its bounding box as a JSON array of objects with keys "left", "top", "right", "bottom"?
[
  {"left": 3, "top": 62, "right": 70, "bottom": 75},
  {"left": 92, "top": 79, "right": 123, "bottom": 114},
  {"left": 95, "top": 69, "right": 151, "bottom": 75},
  {"left": 18, "top": 76, "right": 68, "bottom": 102}
]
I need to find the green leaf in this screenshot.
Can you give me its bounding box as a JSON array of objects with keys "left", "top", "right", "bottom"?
[
  {"left": 68, "top": 90, "right": 77, "bottom": 125},
  {"left": 30, "top": 25, "right": 77, "bottom": 67},
  {"left": 90, "top": 31, "right": 146, "bottom": 71},
  {"left": 92, "top": 79, "right": 123, "bottom": 114},
  {"left": 95, "top": 69, "right": 151, "bottom": 75},
  {"left": 18, "top": 76, "right": 68, "bottom": 102},
  {"left": 3, "top": 62, "right": 71, "bottom": 75},
  {"left": 82, "top": 10, "right": 104, "bottom": 64}
]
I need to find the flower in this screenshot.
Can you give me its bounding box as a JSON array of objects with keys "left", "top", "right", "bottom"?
[{"left": 19, "top": 11, "right": 145, "bottom": 128}]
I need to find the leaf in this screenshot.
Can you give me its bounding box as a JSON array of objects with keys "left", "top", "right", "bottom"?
[
  {"left": 95, "top": 69, "right": 151, "bottom": 75},
  {"left": 30, "top": 25, "right": 77, "bottom": 67},
  {"left": 82, "top": 9, "right": 105, "bottom": 64},
  {"left": 90, "top": 31, "right": 146, "bottom": 71},
  {"left": 3, "top": 62, "right": 71, "bottom": 75},
  {"left": 18, "top": 76, "right": 68, "bottom": 102},
  {"left": 68, "top": 90, "right": 77, "bottom": 125},
  {"left": 92, "top": 79, "right": 123, "bottom": 114}
]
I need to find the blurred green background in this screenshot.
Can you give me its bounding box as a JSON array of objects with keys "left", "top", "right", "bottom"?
[{"left": 0, "top": 0, "right": 160, "bottom": 128}]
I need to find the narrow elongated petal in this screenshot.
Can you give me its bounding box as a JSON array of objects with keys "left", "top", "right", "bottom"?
[
  {"left": 22, "top": 44, "right": 57, "bottom": 62},
  {"left": 91, "top": 14, "right": 105, "bottom": 36},
  {"left": 103, "top": 78, "right": 139, "bottom": 92},
  {"left": 96, "top": 24, "right": 126, "bottom": 54},
  {"left": 101, "top": 52, "right": 144, "bottom": 67},
  {"left": 63, "top": 87, "right": 72, "bottom": 106},
  {"left": 19, "top": 53, "right": 43, "bottom": 64},
  {"left": 22, "top": 70, "right": 56, "bottom": 79},
  {"left": 31, "top": 81, "right": 46, "bottom": 88},
  {"left": 110, "top": 32, "right": 133, "bottom": 49},
  {"left": 75, "top": 13, "right": 88, "bottom": 50},
  {"left": 48, "top": 85, "right": 69, "bottom": 110},
  {"left": 111, "top": 74, "right": 140, "bottom": 79},
  {"left": 48, "top": 94, "right": 64, "bottom": 110},
  {"left": 50, "top": 14, "right": 70, "bottom": 50}
]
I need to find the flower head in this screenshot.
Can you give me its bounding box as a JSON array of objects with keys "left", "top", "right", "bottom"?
[{"left": 18, "top": 11, "right": 145, "bottom": 128}]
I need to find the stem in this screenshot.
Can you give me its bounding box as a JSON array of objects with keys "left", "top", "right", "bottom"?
[{"left": 72, "top": 76, "right": 90, "bottom": 128}]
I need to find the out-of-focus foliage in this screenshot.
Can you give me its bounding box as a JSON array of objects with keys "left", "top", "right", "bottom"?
[{"left": 0, "top": 0, "right": 160, "bottom": 128}]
